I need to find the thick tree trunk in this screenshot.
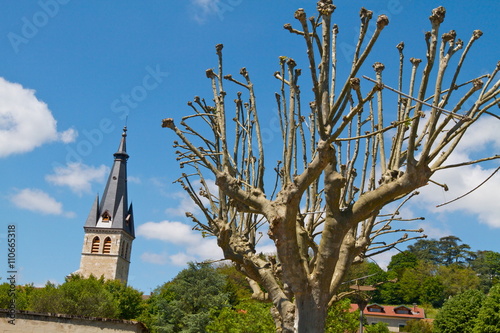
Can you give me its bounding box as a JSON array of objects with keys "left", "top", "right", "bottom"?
[{"left": 293, "top": 294, "right": 328, "bottom": 333}]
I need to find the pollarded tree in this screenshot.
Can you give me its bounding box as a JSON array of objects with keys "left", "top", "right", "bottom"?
[{"left": 162, "top": 2, "right": 499, "bottom": 332}]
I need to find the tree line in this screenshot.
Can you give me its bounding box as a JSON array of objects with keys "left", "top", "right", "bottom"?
[{"left": 3, "top": 236, "right": 500, "bottom": 332}]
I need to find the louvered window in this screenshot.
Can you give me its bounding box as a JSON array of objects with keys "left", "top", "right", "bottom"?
[
  {"left": 91, "top": 237, "right": 100, "bottom": 253},
  {"left": 103, "top": 237, "right": 112, "bottom": 254},
  {"left": 102, "top": 212, "right": 111, "bottom": 222}
]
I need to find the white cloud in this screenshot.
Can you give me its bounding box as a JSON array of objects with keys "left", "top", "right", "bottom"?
[
  {"left": 190, "top": 0, "right": 219, "bottom": 23},
  {"left": 58, "top": 128, "right": 78, "bottom": 143},
  {"left": 137, "top": 220, "right": 222, "bottom": 266},
  {"left": 45, "top": 163, "right": 109, "bottom": 195},
  {"left": 170, "top": 252, "right": 197, "bottom": 266},
  {"left": 419, "top": 163, "right": 500, "bottom": 228},
  {"left": 137, "top": 221, "right": 201, "bottom": 245},
  {"left": 127, "top": 176, "right": 142, "bottom": 184},
  {"left": 10, "top": 188, "right": 75, "bottom": 217},
  {"left": 451, "top": 117, "right": 500, "bottom": 153},
  {"left": 0, "top": 77, "right": 76, "bottom": 157},
  {"left": 414, "top": 117, "right": 500, "bottom": 228},
  {"left": 141, "top": 252, "right": 169, "bottom": 265}
]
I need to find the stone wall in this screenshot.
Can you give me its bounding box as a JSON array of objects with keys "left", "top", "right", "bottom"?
[{"left": 0, "top": 310, "right": 148, "bottom": 333}]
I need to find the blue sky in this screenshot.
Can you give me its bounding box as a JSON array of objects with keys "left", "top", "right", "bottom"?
[{"left": 0, "top": 0, "right": 498, "bottom": 293}]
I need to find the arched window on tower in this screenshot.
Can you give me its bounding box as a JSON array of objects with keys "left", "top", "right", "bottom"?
[
  {"left": 91, "top": 236, "right": 100, "bottom": 253},
  {"left": 103, "top": 237, "right": 112, "bottom": 254}
]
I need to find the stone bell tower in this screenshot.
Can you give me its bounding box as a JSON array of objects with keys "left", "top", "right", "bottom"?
[{"left": 77, "top": 127, "right": 135, "bottom": 283}]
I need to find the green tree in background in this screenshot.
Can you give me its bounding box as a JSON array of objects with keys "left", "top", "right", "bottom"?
[
  {"left": 0, "top": 283, "right": 35, "bottom": 311},
  {"left": 48, "top": 275, "right": 119, "bottom": 318},
  {"left": 437, "top": 236, "right": 475, "bottom": 266},
  {"left": 473, "top": 284, "right": 500, "bottom": 333},
  {"left": 144, "top": 262, "right": 233, "bottom": 332},
  {"left": 386, "top": 251, "right": 418, "bottom": 275},
  {"left": 27, "top": 276, "right": 144, "bottom": 320},
  {"left": 471, "top": 251, "right": 500, "bottom": 292},
  {"left": 419, "top": 276, "right": 445, "bottom": 307},
  {"left": 408, "top": 239, "right": 441, "bottom": 264},
  {"left": 408, "top": 236, "right": 475, "bottom": 267},
  {"left": 438, "top": 264, "right": 480, "bottom": 299},
  {"left": 30, "top": 281, "right": 64, "bottom": 314},
  {"left": 403, "top": 319, "right": 433, "bottom": 333},
  {"left": 105, "top": 279, "right": 145, "bottom": 320},
  {"left": 207, "top": 299, "right": 275, "bottom": 333},
  {"left": 364, "top": 322, "right": 390, "bottom": 333},
  {"left": 325, "top": 298, "right": 359, "bottom": 333},
  {"left": 433, "top": 289, "right": 485, "bottom": 333}
]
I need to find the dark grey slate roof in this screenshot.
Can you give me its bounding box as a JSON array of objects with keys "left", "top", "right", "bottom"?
[{"left": 84, "top": 127, "right": 135, "bottom": 237}]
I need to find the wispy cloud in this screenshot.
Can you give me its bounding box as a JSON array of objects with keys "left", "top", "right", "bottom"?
[
  {"left": 137, "top": 220, "right": 222, "bottom": 266},
  {"left": 0, "top": 77, "right": 76, "bottom": 158},
  {"left": 189, "top": 0, "right": 241, "bottom": 23},
  {"left": 45, "top": 162, "right": 109, "bottom": 195},
  {"left": 165, "top": 178, "right": 216, "bottom": 217},
  {"left": 141, "top": 252, "right": 169, "bottom": 265},
  {"left": 10, "top": 188, "right": 75, "bottom": 217}
]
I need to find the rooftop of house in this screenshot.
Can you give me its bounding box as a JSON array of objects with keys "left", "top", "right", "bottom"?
[{"left": 350, "top": 303, "right": 426, "bottom": 320}]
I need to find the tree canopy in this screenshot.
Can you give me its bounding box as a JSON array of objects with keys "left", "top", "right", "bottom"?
[{"left": 433, "top": 289, "right": 485, "bottom": 333}]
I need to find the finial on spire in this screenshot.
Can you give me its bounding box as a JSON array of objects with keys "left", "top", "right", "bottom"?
[{"left": 122, "top": 126, "right": 127, "bottom": 137}]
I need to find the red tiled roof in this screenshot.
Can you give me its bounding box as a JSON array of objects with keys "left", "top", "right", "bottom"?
[{"left": 349, "top": 304, "right": 426, "bottom": 320}]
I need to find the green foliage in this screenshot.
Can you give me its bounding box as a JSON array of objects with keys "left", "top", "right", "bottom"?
[
  {"left": 27, "top": 276, "right": 144, "bottom": 320},
  {"left": 397, "top": 261, "right": 437, "bottom": 305},
  {"left": 207, "top": 299, "right": 275, "bottom": 333},
  {"left": 374, "top": 239, "right": 492, "bottom": 307},
  {"left": 0, "top": 283, "right": 33, "bottom": 311},
  {"left": 438, "top": 264, "right": 480, "bottom": 299},
  {"left": 387, "top": 251, "right": 418, "bottom": 275},
  {"left": 364, "top": 322, "right": 390, "bottom": 333},
  {"left": 433, "top": 289, "right": 485, "bottom": 333},
  {"left": 104, "top": 279, "right": 145, "bottom": 319},
  {"left": 325, "top": 298, "right": 358, "bottom": 333},
  {"left": 471, "top": 251, "right": 500, "bottom": 292},
  {"left": 403, "top": 319, "right": 433, "bottom": 333},
  {"left": 30, "top": 281, "right": 63, "bottom": 313},
  {"left": 419, "top": 276, "right": 445, "bottom": 307},
  {"left": 144, "top": 262, "right": 234, "bottom": 333},
  {"left": 472, "top": 284, "right": 500, "bottom": 333},
  {"left": 375, "top": 271, "right": 402, "bottom": 305},
  {"left": 49, "top": 275, "right": 119, "bottom": 318},
  {"left": 408, "top": 239, "right": 441, "bottom": 264},
  {"left": 408, "top": 236, "right": 475, "bottom": 267},
  {"left": 215, "top": 263, "right": 253, "bottom": 301}
]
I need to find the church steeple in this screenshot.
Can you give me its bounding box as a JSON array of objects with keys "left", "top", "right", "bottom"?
[
  {"left": 78, "top": 127, "right": 135, "bottom": 283},
  {"left": 85, "top": 127, "right": 134, "bottom": 237}
]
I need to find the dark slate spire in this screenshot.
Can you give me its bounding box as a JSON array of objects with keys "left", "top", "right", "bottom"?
[{"left": 84, "top": 127, "right": 134, "bottom": 237}]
